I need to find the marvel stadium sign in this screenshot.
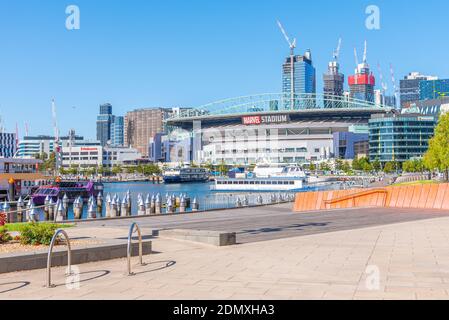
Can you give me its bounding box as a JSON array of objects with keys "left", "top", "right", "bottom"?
[{"left": 242, "top": 114, "right": 290, "bottom": 126}]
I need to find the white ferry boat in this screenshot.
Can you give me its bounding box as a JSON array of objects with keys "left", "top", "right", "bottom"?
[
  {"left": 212, "top": 177, "right": 303, "bottom": 192},
  {"left": 253, "top": 164, "right": 306, "bottom": 179}
]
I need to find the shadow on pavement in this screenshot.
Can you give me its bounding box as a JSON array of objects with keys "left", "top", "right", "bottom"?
[{"left": 0, "top": 281, "right": 31, "bottom": 294}]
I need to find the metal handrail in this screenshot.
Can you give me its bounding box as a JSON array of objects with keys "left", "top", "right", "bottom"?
[
  {"left": 46, "top": 229, "right": 72, "bottom": 288},
  {"left": 127, "top": 222, "right": 145, "bottom": 276}
]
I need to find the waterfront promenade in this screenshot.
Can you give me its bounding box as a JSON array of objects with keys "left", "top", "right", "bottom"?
[{"left": 2, "top": 204, "right": 449, "bottom": 299}]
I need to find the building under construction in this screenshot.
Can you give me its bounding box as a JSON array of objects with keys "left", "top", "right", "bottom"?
[
  {"left": 349, "top": 42, "right": 375, "bottom": 103},
  {"left": 323, "top": 39, "right": 344, "bottom": 108}
]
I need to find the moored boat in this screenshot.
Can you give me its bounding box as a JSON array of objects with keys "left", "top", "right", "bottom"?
[
  {"left": 31, "top": 180, "right": 104, "bottom": 205},
  {"left": 163, "top": 167, "right": 209, "bottom": 184}
]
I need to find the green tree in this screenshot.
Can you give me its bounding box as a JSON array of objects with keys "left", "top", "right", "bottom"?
[
  {"left": 112, "top": 165, "right": 122, "bottom": 175},
  {"left": 319, "top": 162, "right": 331, "bottom": 172},
  {"left": 335, "top": 159, "right": 343, "bottom": 171},
  {"left": 309, "top": 162, "right": 316, "bottom": 172},
  {"left": 372, "top": 159, "right": 381, "bottom": 172},
  {"left": 341, "top": 161, "right": 351, "bottom": 174},
  {"left": 384, "top": 161, "right": 396, "bottom": 174},
  {"left": 218, "top": 161, "right": 227, "bottom": 176},
  {"left": 363, "top": 162, "right": 373, "bottom": 173},
  {"left": 424, "top": 113, "right": 449, "bottom": 180}
]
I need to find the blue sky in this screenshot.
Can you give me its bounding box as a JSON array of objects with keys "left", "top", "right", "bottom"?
[{"left": 0, "top": 0, "right": 448, "bottom": 139}]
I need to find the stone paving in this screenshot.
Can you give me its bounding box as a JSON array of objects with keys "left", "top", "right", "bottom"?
[{"left": 2, "top": 214, "right": 449, "bottom": 300}]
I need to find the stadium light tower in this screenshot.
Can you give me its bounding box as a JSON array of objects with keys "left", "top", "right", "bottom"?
[{"left": 277, "top": 20, "right": 297, "bottom": 110}]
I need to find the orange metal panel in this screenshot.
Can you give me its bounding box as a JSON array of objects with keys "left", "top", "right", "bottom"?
[
  {"left": 324, "top": 191, "right": 334, "bottom": 210},
  {"left": 425, "top": 184, "right": 440, "bottom": 209},
  {"left": 409, "top": 185, "right": 423, "bottom": 208},
  {"left": 306, "top": 192, "right": 318, "bottom": 211},
  {"left": 315, "top": 191, "right": 324, "bottom": 210},
  {"left": 368, "top": 191, "right": 379, "bottom": 207},
  {"left": 395, "top": 186, "right": 407, "bottom": 208},
  {"left": 417, "top": 184, "right": 432, "bottom": 209},
  {"left": 304, "top": 193, "right": 315, "bottom": 211},
  {"left": 400, "top": 186, "right": 414, "bottom": 208},
  {"left": 297, "top": 193, "right": 308, "bottom": 212},
  {"left": 433, "top": 184, "right": 448, "bottom": 210},
  {"left": 387, "top": 186, "right": 400, "bottom": 208},
  {"left": 332, "top": 190, "right": 344, "bottom": 209},
  {"left": 441, "top": 185, "right": 449, "bottom": 210}
]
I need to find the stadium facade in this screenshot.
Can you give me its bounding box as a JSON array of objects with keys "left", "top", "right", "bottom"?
[{"left": 164, "top": 93, "right": 392, "bottom": 165}]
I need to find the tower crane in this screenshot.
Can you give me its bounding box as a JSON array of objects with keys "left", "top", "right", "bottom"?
[
  {"left": 51, "top": 99, "right": 61, "bottom": 174},
  {"left": 333, "top": 38, "right": 342, "bottom": 61},
  {"left": 377, "top": 63, "right": 388, "bottom": 105},
  {"left": 390, "top": 64, "right": 399, "bottom": 109},
  {"left": 277, "top": 20, "right": 297, "bottom": 110}
]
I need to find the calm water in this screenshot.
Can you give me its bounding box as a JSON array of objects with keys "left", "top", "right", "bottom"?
[{"left": 34, "top": 181, "right": 335, "bottom": 221}]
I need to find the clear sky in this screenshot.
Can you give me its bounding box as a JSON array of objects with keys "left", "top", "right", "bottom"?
[{"left": 0, "top": 0, "right": 448, "bottom": 139}]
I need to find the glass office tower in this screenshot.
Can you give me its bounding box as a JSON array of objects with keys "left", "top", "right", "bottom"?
[{"left": 369, "top": 114, "right": 436, "bottom": 165}]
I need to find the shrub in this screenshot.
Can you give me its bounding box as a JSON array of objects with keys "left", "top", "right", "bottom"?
[
  {"left": 20, "top": 223, "right": 60, "bottom": 246},
  {"left": 0, "top": 226, "right": 12, "bottom": 244}
]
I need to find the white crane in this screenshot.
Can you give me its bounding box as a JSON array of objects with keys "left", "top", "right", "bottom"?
[
  {"left": 51, "top": 99, "right": 61, "bottom": 173},
  {"left": 377, "top": 63, "right": 388, "bottom": 105},
  {"left": 390, "top": 64, "right": 399, "bottom": 109},
  {"left": 333, "top": 38, "right": 342, "bottom": 61},
  {"left": 363, "top": 40, "right": 368, "bottom": 64},
  {"left": 354, "top": 47, "right": 359, "bottom": 67},
  {"left": 277, "top": 20, "right": 297, "bottom": 110}
]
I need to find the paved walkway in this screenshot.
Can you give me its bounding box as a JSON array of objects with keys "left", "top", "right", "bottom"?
[
  {"left": 75, "top": 204, "right": 449, "bottom": 243},
  {"left": 3, "top": 214, "right": 449, "bottom": 300}
]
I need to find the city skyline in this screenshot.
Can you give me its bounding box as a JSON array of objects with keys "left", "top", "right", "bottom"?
[{"left": 1, "top": 0, "right": 449, "bottom": 139}]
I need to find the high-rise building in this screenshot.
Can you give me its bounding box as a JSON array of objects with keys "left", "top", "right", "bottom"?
[
  {"left": 369, "top": 113, "right": 436, "bottom": 164},
  {"left": 419, "top": 79, "right": 449, "bottom": 101},
  {"left": 323, "top": 59, "right": 344, "bottom": 108},
  {"left": 110, "top": 116, "right": 124, "bottom": 147},
  {"left": 348, "top": 61, "right": 375, "bottom": 103},
  {"left": 124, "top": 108, "right": 172, "bottom": 158},
  {"left": 96, "top": 103, "right": 113, "bottom": 146},
  {"left": 0, "top": 133, "right": 17, "bottom": 158},
  {"left": 282, "top": 49, "right": 316, "bottom": 109},
  {"left": 399, "top": 72, "right": 438, "bottom": 108}
]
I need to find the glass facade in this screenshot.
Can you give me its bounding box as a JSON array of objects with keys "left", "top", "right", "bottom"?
[
  {"left": 110, "top": 116, "right": 124, "bottom": 147},
  {"left": 369, "top": 115, "right": 436, "bottom": 164},
  {"left": 420, "top": 79, "right": 449, "bottom": 100},
  {"left": 96, "top": 103, "right": 113, "bottom": 146}
]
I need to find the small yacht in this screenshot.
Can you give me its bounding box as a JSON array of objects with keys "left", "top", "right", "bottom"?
[{"left": 253, "top": 164, "right": 306, "bottom": 179}]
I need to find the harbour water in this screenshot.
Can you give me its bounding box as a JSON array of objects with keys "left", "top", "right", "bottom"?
[{"left": 33, "top": 181, "right": 338, "bottom": 221}]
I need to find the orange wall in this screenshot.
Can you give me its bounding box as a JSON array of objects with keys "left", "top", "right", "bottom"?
[{"left": 294, "top": 183, "right": 449, "bottom": 212}]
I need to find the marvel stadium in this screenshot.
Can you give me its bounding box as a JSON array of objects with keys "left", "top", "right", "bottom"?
[{"left": 164, "top": 93, "right": 393, "bottom": 165}]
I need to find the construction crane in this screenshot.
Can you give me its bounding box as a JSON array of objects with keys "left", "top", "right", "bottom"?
[
  {"left": 51, "top": 99, "right": 61, "bottom": 174},
  {"left": 333, "top": 38, "right": 342, "bottom": 61},
  {"left": 277, "top": 20, "right": 297, "bottom": 110},
  {"left": 377, "top": 63, "right": 388, "bottom": 105},
  {"left": 354, "top": 48, "right": 359, "bottom": 67},
  {"left": 389, "top": 64, "right": 399, "bottom": 109},
  {"left": 363, "top": 40, "right": 368, "bottom": 64}
]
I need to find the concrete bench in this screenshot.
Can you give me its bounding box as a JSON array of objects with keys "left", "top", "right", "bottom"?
[{"left": 159, "top": 229, "right": 236, "bottom": 246}]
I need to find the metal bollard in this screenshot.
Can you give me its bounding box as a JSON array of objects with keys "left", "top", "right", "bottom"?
[
  {"left": 97, "top": 192, "right": 103, "bottom": 218},
  {"left": 62, "top": 193, "right": 69, "bottom": 219},
  {"left": 56, "top": 201, "right": 65, "bottom": 222},
  {"left": 126, "top": 193, "right": 132, "bottom": 216},
  {"left": 155, "top": 194, "right": 161, "bottom": 214},
  {"left": 110, "top": 198, "right": 117, "bottom": 218},
  {"left": 47, "top": 198, "right": 55, "bottom": 221},
  {"left": 166, "top": 197, "right": 174, "bottom": 214},
  {"left": 145, "top": 194, "right": 151, "bottom": 215},
  {"left": 179, "top": 196, "right": 186, "bottom": 213},
  {"left": 256, "top": 195, "right": 263, "bottom": 205},
  {"left": 17, "top": 196, "right": 25, "bottom": 223},
  {"left": 192, "top": 197, "right": 199, "bottom": 212},
  {"left": 73, "top": 198, "right": 81, "bottom": 220},
  {"left": 44, "top": 195, "right": 50, "bottom": 221},
  {"left": 119, "top": 197, "right": 126, "bottom": 217},
  {"left": 138, "top": 198, "right": 146, "bottom": 216},
  {"left": 88, "top": 201, "right": 96, "bottom": 219},
  {"left": 243, "top": 196, "right": 249, "bottom": 207},
  {"left": 150, "top": 194, "right": 156, "bottom": 215},
  {"left": 105, "top": 193, "right": 111, "bottom": 218},
  {"left": 2, "top": 201, "right": 11, "bottom": 223},
  {"left": 25, "top": 200, "right": 32, "bottom": 222},
  {"left": 29, "top": 203, "right": 38, "bottom": 222}
]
